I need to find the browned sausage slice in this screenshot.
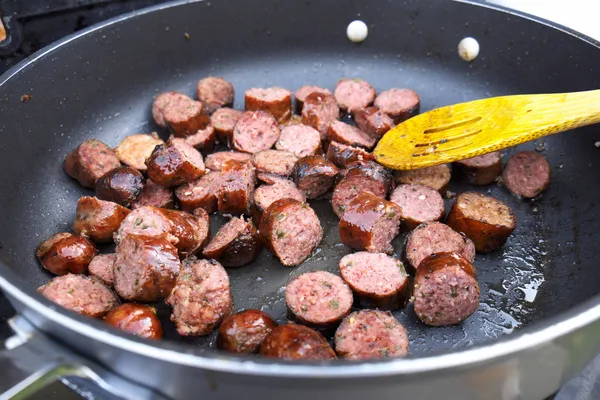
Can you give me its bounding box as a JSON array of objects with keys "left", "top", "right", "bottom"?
[
  {"left": 145, "top": 138, "right": 206, "bottom": 188},
  {"left": 259, "top": 323, "right": 336, "bottom": 360},
  {"left": 454, "top": 151, "right": 502, "bottom": 185},
  {"left": 114, "top": 133, "right": 164, "bottom": 171},
  {"left": 339, "top": 252, "right": 409, "bottom": 310},
  {"left": 216, "top": 160, "right": 256, "bottom": 215},
  {"left": 292, "top": 155, "right": 339, "bottom": 199},
  {"left": 38, "top": 274, "right": 119, "bottom": 318},
  {"left": 36, "top": 232, "right": 97, "bottom": 276},
  {"left": 245, "top": 87, "right": 292, "bottom": 123},
  {"left": 294, "top": 85, "right": 332, "bottom": 113},
  {"left": 179, "top": 124, "right": 216, "bottom": 153},
  {"left": 88, "top": 253, "right": 116, "bottom": 286},
  {"left": 374, "top": 88, "right": 420, "bottom": 124},
  {"left": 354, "top": 106, "right": 394, "bottom": 139},
  {"left": 502, "top": 151, "right": 551, "bottom": 198},
  {"left": 104, "top": 303, "right": 164, "bottom": 340},
  {"left": 64, "top": 139, "right": 121, "bottom": 189},
  {"left": 217, "top": 310, "right": 277, "bottom": 354},
  {"left": 202, "top": 216, "right": 262, "bottom": 267},
  {"left": 334, "top": 78, "right": 376, "bottom": 113},
  {"left": 301, "top": 92, "right": 340, "bottom": 139},
  {"left": 390, "top": 184, "right": 445, "bottom": 230},
  {"left": 232, "top": 110, "right": 281, "bottom": 154},
  {"left": 210, "top": 108, "right": 243, "bottom": 145},
  {"left": 131, "top": 179, "right": 175, "bottom": 210},
  {"left": 259, "top": 198, "right": 323, "bottom": 266},
  {"left": 162, "top": 94, "right": 210, "bottom": 137},
  {"left": 95, "top": 166, "right": 144, "bottom": 207},
  {"left": 251, "top": 149, "right": 298, "bottom": 178},
  {"left": 152, "top": 92, "right": 189, "bottom": 128},
  {"left": 205, "top": 151, "right": 252, "bottom": 171},
  {"left": 196, "top": 76, "right": 234, "bottom": 114},
  {"left": 327, "top": 120, "right": 376, "bottom": 150},
  {"left": 166, "top": 257, "right": 233, "bottom": 336},
  {"left": 394, "top": 164, "right": 451, "bottom": 194},
  {"left": 326, "top": 141, "right": 374, "bottom": 168},
  {"left": 72, "top": 196, "right": 131, "bottom": 243},
  {"left": 335, "top": 310, "right": 409, "bottom": 360},
  {"left": 413, "top": 252, "right": 480, "bottom": 326},
  {"left": 253, "top": 178, "right": 306, "bottom": 222},
  {"left": 174, "top": 171, "right": 222, "bottom": 213},
  {"left": 285, "top": 270, "right": 353, "bottom": 328},
  {"left": 446, "top": 192, "right": 517, "bottom": 253},
  {"left": 331, "top": 160, "right": 392, "bottom": 217},
  {"left": 403, "top": 221, "right": 476, "bottom": 272},
  {"left": 275, "top": 124, "right": 322, "bottom": 157}
]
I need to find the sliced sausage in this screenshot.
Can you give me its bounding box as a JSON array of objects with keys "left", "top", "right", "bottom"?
[
  {"left": 394, "top": 164, "right": 451, "bottom": 194},
  {"left": 166, "top": 257, "right": 233, "bottom": 336},
  {"left": 292, "top": 155, "right": 339, "bottom": 199},
  {"left": 88, "top": 253, "right": 116, "bottom": 286},
  {"left": 253, "top": 178, "right": 306, "bottom": 222},
  {"left": 202, "top": 216, "right": 262, "bottom": 268},
  {"left": 454, "top": 151, "right": 502, "bottom": 186},
  {"left": 64, "top": 139, "right": 121, "bottom": 189},
  {"left": 339, "top": 252, "right": 409, "bottom": 310},
  {"left": 259, "top": 323, "right": 336, "bottom": 360},
  {"left": 196, "top": 76, "right": 234, "bottom": 114},
  {"left": 36, "top": 232, "right": 97, "bottom": 276},
  {"left": 354, "top": 106, "right": 394, "bottom": 139},
  {"left": 232, "top": 110, "right": 281, "bottom": 154},
  {"left": 113, "top": 234, "right": 181, "bottom": 302},
  {"left": 245, "top": 87, "right": 292, "bottom": 123},
  {"left": 339, "top": 192, "right": 403, "bottom": 254},
  {"left": 211, "top": 108, "right": 243, "bottom": 145},
  {"left": 285, "top": 271, "right": 353, "bottom": 328},
  {"left": 331, "top": 160, "right": 392, "bottom": 217},
  {"left": 390, "top": 184, "right": 445, "bottom": 230},
  {"left": 217, "top": 160, "right": 256, "bottom": 215},
  {"left": 131, "top": 179, "right": 175, "bottom": 210},
  {"left": 502, "top": 151, "right": 551, "bottom": 198},
  {"left": 250, "top": 149, "right": 298, "bottom": 179},
  {"left": 333, "top": 78, "right": 376, "bottom": 113},
  {"left": 145, "top": 138, "right": 206, "bottom": 188},
  {"left": 104, "top": 303, "right": 164, "bottom": 340},
  {"left": 114, "top": 133, "right": 164, "bottom": 172},
  {"left": 446, "top": 192, "right": 517, "bottom": 254},
  {"left": 294, "top": 85, "right": 332, "bottom": 113},
  {"left": 38, "top": 274, "right": 119, "bottom": 318},
  {"left": 403, "top": 221, "right": 476, "bottom": 272},
  {"left": 335, "top": 310, "right": 409, "bottom": 360},
  {"left": 205, "top": 151, "right": 252, "bottom": 171},
  {"left": 175, "top": 171, "right": 222, "bottom": 213},
  {"left": 374, "top": 88, "right": 420, "bottom": 124},
  {"left": 179, "top": 124, "right": 216, "bottom": 154},
  {"left": 301, "top": 92, "right": 340, "bottom": 139},
  {"left": 217, "top": 309, "right": 278, "bottom": 354},
  {"left": 152, "top": 91, "right": 188, "bottom": 128},
  {"left": 162, "top": 94, "right": 210, "bottom": 137},
  {"left": 326, "top": 141, "right": 374, "bottom": 169},
  {"left": 95, "top": 167, "right": 144, "bottom": 207},
  {"left": 413, "top": 252, "right": 480, "bottom": 326},
  {"left": 327, "top": 120, "right": 376, "bottom": 150},
  {"left": 259, "top": 198, "right": 323, "bottom": 266},
  {"left": 72, "top": 196, "right": 131, "bottom": 243},
  {"left": 275, "top": 124, "right": 322, "bottom": 157}
]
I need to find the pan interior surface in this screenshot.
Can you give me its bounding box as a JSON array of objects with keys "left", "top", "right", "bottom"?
[{"left": 0, "top": 0, "right": 599, "bottom": 360}]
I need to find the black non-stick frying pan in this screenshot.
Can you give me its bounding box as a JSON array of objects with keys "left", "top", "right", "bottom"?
[{"left": 1, "top": 0, "right": 600, "bottom": 399}]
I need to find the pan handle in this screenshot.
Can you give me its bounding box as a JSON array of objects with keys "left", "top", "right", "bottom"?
[{"left": 0, "top": 315, "right": 164, "bottom": 400}]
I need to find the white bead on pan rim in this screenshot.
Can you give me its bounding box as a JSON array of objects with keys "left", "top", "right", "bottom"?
[
  {"left": 458, "top": 37, "right": 480, "bottom": 62},
  {"left": 347, "top": 20, "right": 369, "bottom": 43}
]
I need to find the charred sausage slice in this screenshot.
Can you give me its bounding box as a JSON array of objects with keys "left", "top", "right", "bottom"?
[
  {"left": 202, "top": 216, "right": 262, "bottom": 268},
  {"left": 292, "top": 155, "right": 339, "bottom": 199},
  {"left": 145, "top": 138, "right": 206, "bottom": 188},
  {"left": 162, "top": 94, "right": 210, "bottom": 137},
  {"left": 131, "top": 179, "right": 175, "bottom": 210},
  {"left": 335, "top": 310, "right": 409, "bottom": 360},
  {"left": 446, "top": 192, "right": 517, "bottom": 253},
  {"left": 251, "top": 149, "right": 298, "bottom": 178},
  {"left": 390, "top": 184, "right": 445, "bottom": 230},
  {"left": 454, "top": 151, "right": 502, "bottom": 185},
  {"left": 394, "top": 164, "right": 451, "bottom": 194},
  {"left": 326, "top": 141, "right": 374, "bottom": 169},
  {"left": 95, "top": 166, "right": 144, "bottom": 207},
  {"left": 253, "top": 178, "right": 306, "bottom": 222},
  {"left": 64, "top": 139, "right": 121, "bottom": 189},
  {"left": 72, "top": 196, "right": 131, "bottom": 243},
  {"left": 374, "top": 88, "right": 420, "bottom": 124},
  {"left": 217, "top": 310, "right": 277, "bottom": 354},
  {"left": 104, "top": 303, "right": 164, "bottom": 340},
  {"left": 36, "top": 232, "right": 97, "bottom": 276},
  {"left": 502, "top": 151, "right": 551, "bottom": 198},
  {"left": 339, "top": 252, "right": 409, "bottom": 310},
  {"left": 294, "top": 85, "right": 331, "bottom": 113},
  {"left": 413, "top": 252, "right": 480, "bottom": 326},
  {"left": 285, "top": 271, "right": 353, "bottom": 328},
  {"left": 88, "top": 253, "right": 116, "bottom": 286},
  {"left": 275, "top": 124, "right": 322, "bottom": 158},
  {"left": 211, "top": 108, "right": 243, "bottom": 145},
  {"left": 174, "top": 171, "right": 222, "bottom": 213},
  {"left": 166, "top": 257, "right": 233, "bottom": 336},
  {"left": 301, "top": 92, "right": 340, "bottom": 139},
  {"left": 196, "top": 76, "right": 234, "bottom": 114},
  {"left": 38, "top": 274, "right": 119, "bottom": 318},
  {"left": 327, "top": 120, "right": 376, "bottom": 150},
  {"left": 114, "top": 133, "right": 163, "bottom": 172},
  {"left": 245, "top": 87, "right": 292, "bottom": 123},
  {"left": 259, "top": 198, "right": 323, "bottom": 266},
  {"left": 205, "top": 151, "right": 252, "bottom": 171},
  {"left": 334, "top": 78, "right": 376, "bottom": 113},
  {"left": 259, "top": 323, "right": 336, "bottom": 360},
  {"left": 216, "top": 160, "right": 256, "bottom": 215},
  {"left": 232, "top": 110, "right": 281, "bottom": 154},
  {"left": 354, "top": 106, "right": 394, "bottom": 139}
]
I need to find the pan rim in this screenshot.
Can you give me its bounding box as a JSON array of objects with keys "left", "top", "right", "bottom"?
[{"left": 1, "top": 0, "right": 600, "bottom": 378}]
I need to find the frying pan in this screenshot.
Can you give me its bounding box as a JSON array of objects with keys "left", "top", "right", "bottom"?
[{"left": 0, "top": 0, "right": 599, "bottom": 399}]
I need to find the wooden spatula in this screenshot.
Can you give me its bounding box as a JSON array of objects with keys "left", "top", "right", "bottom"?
[{"left": 373, "top": 90, "right": 600, "bottom": 170}]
